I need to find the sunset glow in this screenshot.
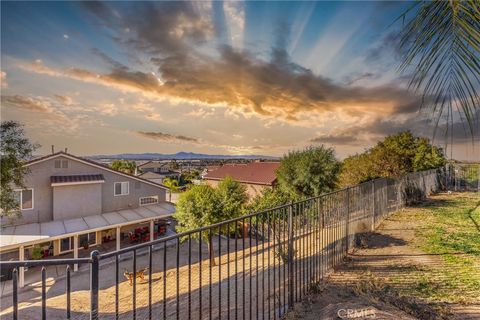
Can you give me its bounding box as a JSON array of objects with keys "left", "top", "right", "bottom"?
[{"left": 1, "top": 1, "right": 477, "bottom": 159}]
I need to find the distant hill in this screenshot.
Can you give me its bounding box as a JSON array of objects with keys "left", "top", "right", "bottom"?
[{"left": 88, "top": 152, "right": 279, "bottom": 161}]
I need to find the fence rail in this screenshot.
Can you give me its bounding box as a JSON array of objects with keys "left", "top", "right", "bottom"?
[{"left": 0, "top": 166, "right": 474, "bottom": 320}]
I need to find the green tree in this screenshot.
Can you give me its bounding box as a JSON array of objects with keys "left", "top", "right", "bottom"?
[
  {"left": 398, "top": 1, "right": 479, "bottom": 134},
  {"left": 174, "top": 185, "right": 222, "bottom": 265},
  {"left": 276, "top": 145, "right": 341, "bottom": 199},
  {"left": 339, "top": 152, "right": 376, "bottom": 187},
  {"left": 339, "top": 131, "right": 446, "bottom": 186},
  {"left": 111, "top": 159, "right": 136, "bottom": 174},
  {"left": 163, "top": 177, "right": 180, "bottom": 202},
  {"left": 247, "top": 188, "right": 290, "bottom": 213},
  {"left": 180, "top": 170, "right": 200, "bottom": 186},
  {"left": 169, "top": 160, "right": 179, "bottom": 170},
  {"left": 0, "top": 121, "right": 38, "bottom": 217},
  {"left": 216, "top": 176, "right": 248, "bottom": 219}
]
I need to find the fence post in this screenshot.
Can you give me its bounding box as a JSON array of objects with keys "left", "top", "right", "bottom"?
[
  {"left": 287, "top": 202, "right": 294, "bottom": 310},
  {"left": 371, "top": 180, "right": 376, "bottom": 231},
  {"left": 345, "top": 188, "right": 350, "bottom": 255},
  {"left": 90, "top": 250, "right": 100, "bottom": 320}
]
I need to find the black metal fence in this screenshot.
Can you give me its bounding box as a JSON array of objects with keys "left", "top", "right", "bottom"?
[
  {"left": 0, "top": 168, "right": 458, "bottom": 319},
  {"left": 445, "top": 163, "right": 480, "bottom": 191}
]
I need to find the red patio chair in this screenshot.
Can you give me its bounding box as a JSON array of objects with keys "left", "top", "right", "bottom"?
[{"left": 128, "top": 232, "right": 138, "bottom": 243}]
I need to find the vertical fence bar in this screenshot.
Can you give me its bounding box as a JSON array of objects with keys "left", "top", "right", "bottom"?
[
  {"left": 227, "top": 223, "right": 231, "bottom": 320},
  {"left": 198, "top": 234, "right": 202, "bottom": 320},
  {"left": 133, "top": 249, "right": 137, "bottom": 320},
  {"left": 164, "top": 242, "right": 167, "bottom": 320},
  {"left": 371, "top": 180, "right": 376, "bottom": 230},
  {"left": 219, "top": 226, "right": 222, "bottom": 320},
  {"left": 115, "top": 253, "right": 119, "bottom": 320},
  {"left": 66, "top": 265, "right": 71, "bottom": 320},
  {"left": 188, "top": 234, "right": 192, "bottom": 320},
  {"left": 287, "top": 202, "right": 294, "bottom": 310},
  {"left": 249, "top": 216, "right": 253, "bottom": 320},
  {"left": 176, "top": 238, "right": 180, "bottom": 320},
  {"left": 90, "top": 250, "right": 99, "bottom": 320},
  {"left": 255, "top": 216, "right": 259, "bottom": 320},
  {"left": 41, "top": 266, "right": 46, "bottom": 320},
  {"left": 345, "top": 188, "right": 350, "bottom": 255},
  {"left": 12, "top": 268, "right": 18, "bottom": 320},
  {"left": 149, "top": 245, "right": 153, "bottom": 320}
]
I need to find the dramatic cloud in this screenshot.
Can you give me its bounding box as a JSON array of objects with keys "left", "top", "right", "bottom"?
[
  {"left": 14, "top": 2, "right": 426, "bottom": 126},
  {"left": 54, "top": 94, "right": 74, "bottom": 105},
  {"left": 310, "top": 110, "right": 480, "bottom": 147},
  {"left": 136, "top": 131, "right": 199, "bottom": 143},
  {"left": 1, "top": 94, "right": 54, "bottom": 113}
]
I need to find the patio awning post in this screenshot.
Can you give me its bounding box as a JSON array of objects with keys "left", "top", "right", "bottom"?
[
  {"left": 73, "top": 235, "right": 78, "bottom": 271},
  {"left": 116, "top": 227, "right": 121, "bottom": 251},
  {"left": 19, "top": 245, "right": 24, "bottom": 288},
  {"left": 150, "top": 220, "right": 154, "bottom": 242}
]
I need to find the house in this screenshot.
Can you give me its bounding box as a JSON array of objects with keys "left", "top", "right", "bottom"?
[
  {"left": 203, "top": 161, "right": 281, "bottom": 198},
  {"left": 0, "top": 152, "right": 175, "bottom": 287},
  {"left": 137, "top": 171, "right": 166, "bottom": 184},
  {"left": 137, "top": 161, "right": 181, "bottom": 182}
]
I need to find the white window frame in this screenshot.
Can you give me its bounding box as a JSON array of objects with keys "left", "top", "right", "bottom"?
[
  {"left": 139, "top": 196, "right": 159, "bottom": 206},
  {"left": 79, "top": 232, "right": 98, "bottom": 248},
  {"left": 114, "top": 182, "right": 129, "bottom": 196},
  {"left": 59, "top": 237, "right": 73, "bottom": 254},
  {"left": 14, "top": 188, "right": 34, "bottom": 210}
]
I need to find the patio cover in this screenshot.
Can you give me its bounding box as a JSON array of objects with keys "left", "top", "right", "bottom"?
[{"left": 0, "top": 202, "right": 175, "bottom": 252}]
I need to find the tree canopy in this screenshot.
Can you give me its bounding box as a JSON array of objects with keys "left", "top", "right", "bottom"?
[
  {"left": 0, "top": 121, "right": 38, "bottom": 217},
  {"left": 276, "top": 145, "right": 341, "bottom": 199},
  {"left": 174, "top": 181, "right": 247, "bottom": 265},
  {"left": 339, "top": 131, "right": 446, "bottom": 187},
  {"left": 247, "top": 188, "right": 290, "bottom": 213},
  {"left": 216, "top": 176, "right": 248, "bottom": 219},
  {"left": 111, "top": 159, "right": 136, "bottom": 174}
]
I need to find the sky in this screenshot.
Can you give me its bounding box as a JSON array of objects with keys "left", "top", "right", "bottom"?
[{"left": 1, "top": 1, "right": 478, "bottom": 160}]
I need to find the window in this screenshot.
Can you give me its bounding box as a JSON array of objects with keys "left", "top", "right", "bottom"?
[
  {"left": 54, "top": 159, "right": 68, "bottom": 168},
  {"left": 140, "top": 196, "right": 159, "bottom": 206},
  {"left": 114, "top": 182, "right": 129, "bottom": 196},
  {"left": 14, "top": 189, "right": 34, "bottom": 210},
  {"left": 60, "top": 237, "right": 73, "bottom": 253},
  {"left": 79, "top": 232, "right": 97, "bottom": 247}
]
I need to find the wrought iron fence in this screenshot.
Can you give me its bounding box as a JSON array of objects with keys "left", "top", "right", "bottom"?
[
  {"left": 445, "top": 163, "right": 480, "bottom": 191},
  {"left": 0, "top": 168, "right": 456, "bottom": 319}
]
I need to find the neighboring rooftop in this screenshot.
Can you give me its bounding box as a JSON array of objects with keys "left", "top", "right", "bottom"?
[
  {"left": 138, "top": 171, "right": 165, "bottom": 179},
  {"left": 203, "top": 161, "right": 280, "bottom": 185}
]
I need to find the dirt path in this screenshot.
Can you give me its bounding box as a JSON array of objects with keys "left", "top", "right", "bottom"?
[{"left": 287, "top": 193, "right": 480, "bottom": 320}]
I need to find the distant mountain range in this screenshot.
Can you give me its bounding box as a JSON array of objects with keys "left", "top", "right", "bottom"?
[{"left": 88, "top": 152, "right": 279, "bottom": 161}]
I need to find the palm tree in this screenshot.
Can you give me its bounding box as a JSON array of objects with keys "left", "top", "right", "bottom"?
[
  {"left": 162, "top": 177, "right": 180, "bottom": 202},
  {"left": 398, "top": 1, "right": 479, "bottom": 138}
]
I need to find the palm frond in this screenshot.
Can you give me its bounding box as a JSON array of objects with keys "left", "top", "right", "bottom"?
[{"left": 398, "top": 0, "right": 480, "bottom": 138}]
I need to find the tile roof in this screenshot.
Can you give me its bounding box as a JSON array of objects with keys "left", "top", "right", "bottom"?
[
  {"left": 203, "top": 162, "right": 280, "bottom": 185},
  {"left": 51, "top": 174, "right": 105, "bottom": 184}
]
